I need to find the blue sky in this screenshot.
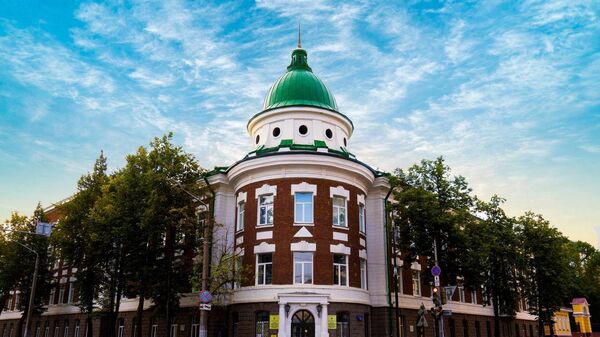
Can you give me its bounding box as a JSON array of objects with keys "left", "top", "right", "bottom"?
[{"left": 1, "top": 0, "right": 599, "bottom": 246}]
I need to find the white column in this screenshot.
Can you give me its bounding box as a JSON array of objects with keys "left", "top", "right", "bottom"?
[
  {"left": 321, "top": 304, "right": 328, "bottom": 337},
  {"left": 278, "top": 303, "right": 286, "bottom": 337}
]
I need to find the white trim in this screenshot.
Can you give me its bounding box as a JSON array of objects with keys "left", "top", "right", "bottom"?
[
  {"left": 357, "top": 194, "right": 365, "bottom": 205},
  {"left": 254, "top": 242, "right": 276, "bottom": 254},
  {"left": 255, "top": 184, "right": 277, "bottom": 198},
  {"left": 236, "top": 191, "right": 247, "bottom": 203},
  {"left": 330, "top": 186, "right": 350, "bottom": 199},
  {"left": 256, "top": 231, "right": 273, "bottom": 240},
  {"left": 293, "top": 227, "right": 313, "bottom": 238},
  {"left": 360, "top": 238, "right": 366, "bottom": 247},
  {"left": 235, "top": 247, "right": 245, "bottom": 256},
  {"left": 291, "top": 241, "right": 316, "bottom": 252},
  {"left": 359, "top": 249, "right": 368, "bottom": 260},
  {"left": 333, "top": 232, "right": 348, "bottom": 241},
  {"left": 291, "top": 182, "right": 317, "bottom": 195},
  {"left": 411, "top": 261, "right": 421, "bottom": 271},
  {"left": 330, "top": 243, "right": 351, "bottom": 255},
  {"left": 235, "top": 236, "right": 244, "bottom": 245}
]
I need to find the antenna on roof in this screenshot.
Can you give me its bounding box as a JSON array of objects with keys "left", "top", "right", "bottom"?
[{"left": 297, "top": 23, "right": 302, "bottom": 48}]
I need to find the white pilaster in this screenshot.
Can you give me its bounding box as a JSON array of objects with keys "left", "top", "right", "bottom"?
[{"left": 278, "top": 303, "right": 286, "bottom": 337}]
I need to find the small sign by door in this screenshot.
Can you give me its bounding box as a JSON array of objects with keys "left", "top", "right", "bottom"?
[
  {"left": 327, "top": 315, "right": 337, "bottom": 329},
  {"left": 269, "top": 315, "right": 279, "bottom": 330}
]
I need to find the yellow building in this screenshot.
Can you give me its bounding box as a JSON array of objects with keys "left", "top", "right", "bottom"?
[
  {"left": 572, "top": 297, "right": 592, "bottom": 334},
  {"left": 553, "top": 308, "right": 573, "bottom": 336}
]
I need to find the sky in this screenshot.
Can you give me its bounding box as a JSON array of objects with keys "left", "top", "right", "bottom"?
[{"left": 0, "top": 0, "right": 599, "bottom": 246}]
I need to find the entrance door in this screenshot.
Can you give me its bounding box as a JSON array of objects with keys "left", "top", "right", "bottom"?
[{"left": 291, "top": 310, "right": 315, "bottom": 337}]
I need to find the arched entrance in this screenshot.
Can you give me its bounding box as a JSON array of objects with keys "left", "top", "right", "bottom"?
[{"left": 291, "top": 310, "right": 315, "bottom": 337}]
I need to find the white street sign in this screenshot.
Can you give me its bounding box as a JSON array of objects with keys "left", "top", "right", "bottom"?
[
  {"left": 434, "top": 275, "right": 440, "bottom": 287},
  {"left": 199, "top": 303, "right": 212, "bottom": 311}
]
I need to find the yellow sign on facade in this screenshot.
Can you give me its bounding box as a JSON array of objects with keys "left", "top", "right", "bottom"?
[
  {"left": 328, "top": 315, "right": 337, "bottom": 329},
  {"left": 269, "top": 315, "right": 279, "bottom": 330}
]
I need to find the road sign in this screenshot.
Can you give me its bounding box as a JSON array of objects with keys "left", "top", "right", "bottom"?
[
  {"left": 444, "top": 286, "right": 457, "bottom": 300},
  {"left": 434, "top": 275, "right": 440, "bottom": 287},
  {"left": 199, "top": 303, "right": 211, "bottom": 311},
  {"left": 417, "top": 315, "right": 428, "bottom": 327},
  {"left": 199, "top": 290, "right": 212, "bottom": 303},
  {"left": 36, "top": 222, "right": 53, "bottom": 237},
  {"left": 431, "top": 265, "right": 441, "bottom": 277}
]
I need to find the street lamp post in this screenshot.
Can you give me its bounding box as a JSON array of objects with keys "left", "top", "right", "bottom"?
[{"left": 167, "top": 178, "right": 212, "bottom": 337}]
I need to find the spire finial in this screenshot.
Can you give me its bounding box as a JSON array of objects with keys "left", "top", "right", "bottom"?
[{"left": 297, "top": 23, "right": 302, "bottom": 48}]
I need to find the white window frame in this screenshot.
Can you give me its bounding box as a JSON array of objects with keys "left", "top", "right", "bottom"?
[
  {"left": 257, "top": 194, "right": 274, "bottom": 226},
  {"left": 412, "top": 271, "right": 421, "bottom": 296},
  {"left": 169, "top": 325, "right": 177, "bottom": 337},
  {"left": 236, "top": 201, "right": 245, "bottom": 231},
  {"left": 73, "top": 323, "right": 79, "bottom": 337},
  {"left": 63, "top": 326, "right": 69, "bottom": 337},
  {"left": 58, "top": 285, "right": 65, "bottom": 304},
  {"left": 358, "top": 203, "right": 366, "bottom": 233},
  {"left": 150, "top": 320, "right": 158, "bottom": 337},
  {"left": 68, "top": 283, "right": 75, "bottom": 304},
  {"left": 234, "top": 255, "right": 243, "bottom": 289},
  {"left": 396, "top": 266, "right": 403, "bottom": 294},
  {"left": 294, "top": 192, "right": 314, "bottom": 224},
  {"left": 333, "top": 254, "right": 348, "bottom": 286},
  {"left": 458, "top": 286, "right": 465, "bottom": 302},
  {"left": 332, "top": 196, "right": 347, "bottom": 228},
  {"left": 35, "top": 325, "right": 40, "bottom": 337},
  {"left": 471, "top": 290, "right": 477, "bottom": 304},
  {"left": 44, "top": 327, "right": 49, "bottom": 337},
  {"left": 49, "top": 288, "right": 55, "bottom": 306},
  {"left": 256, "top": 253, "right": 273, "bottom": 285},
  {"left": 54, "top": 327, "right": 59, "bottom": 337},
  {"left": 293, "top": 252, "right": 313, "bottom": 284},
  {"left": 7, "top": 294, "right": 13, "bottom": 310},
  {"left": 360, "top": 258, "right": 368, "bottom": 290}
]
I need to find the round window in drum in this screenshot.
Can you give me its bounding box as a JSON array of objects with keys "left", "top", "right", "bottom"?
[
  {"left": 299, "top": 125, "right": 308, "bottom": 135},
  {"left": 272, "top": 127, "right": 281, "bottom": 137},
  {"left": 255, "top": 135, "right": 260, "bottom": 144},
  {"left": 325, "top": 129, "right": 333, "bottom": 139}
]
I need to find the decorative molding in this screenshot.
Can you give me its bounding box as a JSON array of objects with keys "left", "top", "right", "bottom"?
[
  {"left": 357, "top": 194, "right": 365, "bottom": 205},
  {"left": 330, "top": 243, "right": 351, "bottom": 255},
  {"left": 294, "top": 227, "right": 313, "bottom": 238},
  {"left": 332, "top": 232, "right": 348, "bottom": 242},
  {"left": 411, "top": 261, "right": 421, "bottom": 271},
  {"left": 359, "top": 238, "right": 366, "bottom": 247},
  {"left": 235, "top": 247, "right": 245, "bottom": 256},
  {"left": 254, "top": 242, "right": 276, "bottom": 254},
  {"left": 236, "top": 236, "right": 244, "bottom": 245},
  {"left": 330, "top": 185, "right": 350, "bottom": 199},
  {"left": 359, "top": 249, "right": 368, "bottom": 260},
  {"left": 291, "top": 241, "right": 316, "bottom": 252},
  {"left": 291, "top": 182, "right": 317, "bottom": 195},
  {"left": 255, "top": 184, "right": 277, "bottom": 198},
  {"left": 236, "top": 191, "right": 247, "bottom": 203},
  {"left": 256, "top": 231, "right": 273, "bottom": 240}
]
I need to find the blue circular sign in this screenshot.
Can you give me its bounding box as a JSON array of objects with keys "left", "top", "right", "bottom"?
[
  {"left": 199, "top": 290, "right": 212, "bottom": 303},
  {"left": 431, "top": 265, "right": 441, "bottom": 277}
]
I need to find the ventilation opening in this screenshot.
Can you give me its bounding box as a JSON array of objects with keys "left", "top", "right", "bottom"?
[
  {"left": 299, "top": 125, "right": 308, "bottom": 135},
  {"left": 272, "top": 127, "right": 281, "bottom": 137},
  {"left": 325, "top": 129, "right": 333, "bottom": 139}
]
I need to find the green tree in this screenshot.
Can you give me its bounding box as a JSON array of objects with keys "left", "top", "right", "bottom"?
[
  {"left": 463, "top": 196, "right": 522, "bottom": 337},
  {"left": 564, "top": 240, "right": 600, "bottom": 322},
  {"left": 53, "top": 152, "right": 109, "bottom": 337},
  {"left": 390, "top": 157, "right": 473, "bottom": 284},
  {"left": 517, "top": 212, "right": 571, "bottom": 337}
]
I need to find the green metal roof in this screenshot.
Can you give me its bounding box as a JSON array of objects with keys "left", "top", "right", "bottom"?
[{"left": 262, "top": 48, "right": 338, "bottom": 112}]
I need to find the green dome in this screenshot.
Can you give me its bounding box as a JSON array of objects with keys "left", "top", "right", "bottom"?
[{"left": 262, "top": 48, "right": 338, "bottom": 112}]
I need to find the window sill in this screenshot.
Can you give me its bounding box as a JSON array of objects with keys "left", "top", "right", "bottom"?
[
  {"left": 235, "top": 229, "right": 244, "bottom": 234},
  {"left": 332, "top": 225, "right": 349, "bottom": 231},
  {"left": 256, "top": 224, "right": 274, "bottom": 229},
  {"left": 294, "top": 223, "right": 314, "bottom": 226}
]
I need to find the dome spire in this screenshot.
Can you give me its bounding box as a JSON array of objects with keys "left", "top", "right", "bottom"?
[{"left": 297, "top": 23, "right": 302, "bottom": 48}]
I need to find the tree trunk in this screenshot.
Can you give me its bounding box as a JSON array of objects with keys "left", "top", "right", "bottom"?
[
  {"left": 493, "top": 294, "right": 501, "bottom": 337},
  {"left": 135, "top": 288, "right": 145, "bottom": 337}
]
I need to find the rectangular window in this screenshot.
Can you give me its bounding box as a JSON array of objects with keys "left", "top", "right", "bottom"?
[
  {"left": 150, "top": 320, "right": 157, "bottom": 337},
  {"left": 256, "top": 312, "right": 269, "bottom": 337},
  {"left": 395, "top": 266, "right": 403, "bottom": 294},
  {"left": 258, "top": 195, "right": 274, "bottom": 226},
  {"left": 458, "top": 286, "right": 465, "bottom": 302},
  {"left": 236, "top": 201, "right": 245, "bottom": 231},
  {"left": 234, "top": 256, "right": 243, "bottom": 289},
  {"left": 54, "top": 327, "right": 59, "bottom": 337},
  {"left": 449, "top": 319, "right": 456, "bottom": 337},
  {"left": 360, "top": 258, "right": 368, "bottom": 289},
  {"left": 68, "top": 284, "right": 75, "bottom": 304},
  {"left": 333, "top": 254, "right": 348, "bottom": 286},
  {"left": 44, "top": 327, "right": 49, "bottom": 337},
  {"left": 358, "top": 203, "right": 366, "bottom": 233},
  {"left": 471, "top": 290, "right": 477, "bottom": 304},
  {"left": 293, "top": 252, "right": 313, "bottom": 284},
  {"left": 476, "top": 321, "right": 481, "bottom": 337},
  {"left": 58, "top": 286, "right": 65, "bottom": 304},
  {"left": 35, "top": 325, "right": 40, "bottom": 337},
  {"left": 256, "top": 254, "right": 273, "bottom": 285},
  {"left": 486, "top": 322, "right": 491, "bottom": 337},
  {"left": 463, "top": 320, "right": 469, "bottom": 337},
  {"left": 190, "top": 317, "right": 198, "bottom": 337},
  {"left": 170, "top": 325, "right": 177, "bottom": 337},
  {"left": 64, "top": 327, "right": 69, "bottom": 337},
  {"left": 332, "top": 196, "right": 347, "bottom": 227},
  {"left": 74, "top": 323, "right": 79, "bottom": 337},
  {"left": 294, "top": 192, "right": 313, "bottom": 223},
  {"left": 412, "top": 271, "right": 421, "bottom": 296},
  {"left": 48, "top": 288, "right": 55, "bottom": 305},
  {"left": 336, "top": 312, "right": 350, "bottom": 337}
]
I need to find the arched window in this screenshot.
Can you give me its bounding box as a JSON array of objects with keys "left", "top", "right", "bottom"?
[
  {"left": 73, "top": 321, "right": 79, "bottom": 337},
  {"left": 63, "top": 321, "right": 69, "bottom": 337},
  {"left": 336, "top": 312, "right": 349, "bottom": 337},
  {"left": 255, "top": 311, "right": 269, "bottom": 337}
]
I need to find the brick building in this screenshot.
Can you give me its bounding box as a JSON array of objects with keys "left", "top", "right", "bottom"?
[{"left": 1, "top": 41, "right": 539, "bottom": 337}]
